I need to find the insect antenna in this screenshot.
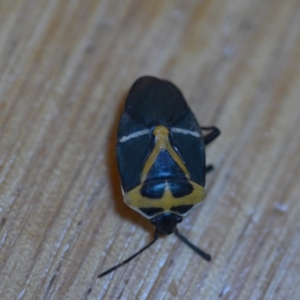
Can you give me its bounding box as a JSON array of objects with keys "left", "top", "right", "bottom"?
[
  {"left": 174, "top": 228, "right": 211, "bottom": 261},
  {"left": 98, "top": 231, "right": 159, "bottom": 278}
]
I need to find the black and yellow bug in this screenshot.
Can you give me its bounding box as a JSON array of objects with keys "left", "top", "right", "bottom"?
[{"left": 98, "top": 76, "right": 220, "bottom": 278}]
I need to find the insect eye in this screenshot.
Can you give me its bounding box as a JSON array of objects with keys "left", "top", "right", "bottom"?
[{"left": 175, "top": 215, "right": 183, "bottom": 223}]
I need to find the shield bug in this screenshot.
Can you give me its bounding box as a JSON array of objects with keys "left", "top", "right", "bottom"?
[{"left": 98, "top": 76, "right": 220, "bottom": 278}]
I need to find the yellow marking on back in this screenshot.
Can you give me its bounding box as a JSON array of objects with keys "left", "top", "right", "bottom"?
[
  {"left": 141, "top": 126, "right": 190, "bottom": 182},
  {"left": 124, "top": 181, "right": 206, "bottom": 218}
]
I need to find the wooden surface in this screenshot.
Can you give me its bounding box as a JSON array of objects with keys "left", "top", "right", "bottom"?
[{"left": 0, "top": 1, "right": 300, "bottom": 299}]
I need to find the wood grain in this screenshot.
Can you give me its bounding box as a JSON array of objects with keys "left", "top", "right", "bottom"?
[{"left": 0, "top": 0, "right": 299, "bottom": 299}]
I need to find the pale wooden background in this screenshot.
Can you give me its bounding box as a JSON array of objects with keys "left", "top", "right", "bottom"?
[{"left": 0, "top": 1, "right": 299, "bottom": 299}]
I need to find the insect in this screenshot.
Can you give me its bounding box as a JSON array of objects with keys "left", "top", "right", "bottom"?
[{"left": 98, "top": 76, "right": 220, "bottom": 278}]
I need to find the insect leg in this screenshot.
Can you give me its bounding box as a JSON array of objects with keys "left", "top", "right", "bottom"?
[
  {"left": 205, "top": 164, "right": 214, "bottom": 173},
  {"left": 201, "top": 126, "right": 220, "bottom": 145}
]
